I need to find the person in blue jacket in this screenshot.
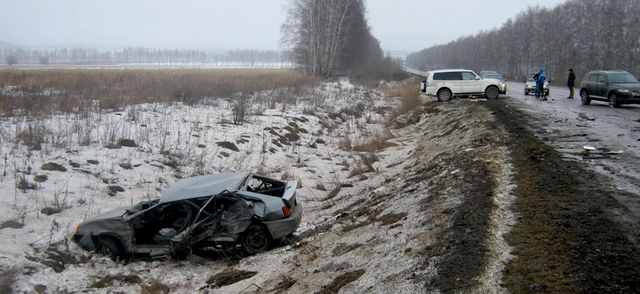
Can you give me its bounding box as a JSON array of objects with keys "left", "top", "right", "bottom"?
[{"left": 535, "top": 68, "right": 547, "bottom": 100}]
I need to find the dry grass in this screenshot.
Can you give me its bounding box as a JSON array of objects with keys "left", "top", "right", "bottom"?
[
  {"left": 380, "top": 81, "right": 422, "bottom": 123},
  {"left": 353, "top": 131, "right": 396, "bottom": 152},
  {"left": 348, "top": 153, "right": 379, "bottom": 178},
  {"left": 326, "top": 186, "right": 342, "bottom": 200},
  {"left": 141, "top": 279, "right": 171, "bottom": 294},
  {"left": 269, "top": 275, "right": 297, "bottom": 292},
  {"left": 0, "top": 68, "right": 321, "bottom": 117},
  {"left": 316, "top": 269, "right": 366, "bottom": 294},
  {"left": 0, "top": 266, "right": 18, "bottom": 293},
  {"left": 205, "top": 269, "right": 258, "bottom": 288}
]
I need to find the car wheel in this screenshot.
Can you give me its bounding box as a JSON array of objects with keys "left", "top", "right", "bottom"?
[
  {"left": 98, "top": 237, "right": 125, "bottom": 262},
  {"left": 485, "top": 86, "right": 500, "bottom": 99},
  {"left": 608, "top": 93, "right": 620, "bottom": 108},
  {"left": 240, "top": 224, "right": 272, "bottom": 255},
  {"left": 524, "top": 90, "right": 528, "bottom": 96},
  {"left": 580, "top": 90, "right": 591, "bottom": 105},
  {"left": 437, "top": 88, "right": 452, "bottom": 102}
]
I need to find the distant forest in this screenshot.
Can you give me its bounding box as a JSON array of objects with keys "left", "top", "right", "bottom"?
[
  {"left": 1, "top": 47, "right": 293, "bottom": 66},
  {"left": 406, "top": 0, "right": 640, "bottom": 82}
]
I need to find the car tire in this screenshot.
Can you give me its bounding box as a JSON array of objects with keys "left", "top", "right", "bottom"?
[
  {"left": 580, "top": 90, "right": 591, "bottom": 105},
  {"left": 437, "top": 88, "right": 452, "bottom": 102},
  {"left": 609, "top": 93, "right": 620, "bottom": 108},
  {"left": 240, "top": 224, "right": 272, "bottom": 255},
  {"left": 524, "top": 90, "right": 528, "bottom": 96},
  {"left": 485, "top": 86, "right": 500, "bottom": 99},
  {"left": 98, "top": 237, "right": 125, "bottom": 262}
]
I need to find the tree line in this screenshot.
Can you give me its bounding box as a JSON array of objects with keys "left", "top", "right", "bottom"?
[
  {"left": 4, "top": 0, "right": 406, "bottom": 80},
  {"left": 281, "top": 0, "right": 405, "bottom": 80},
  {"left": 406, "top": 0, "right": 640, "bottom": 83},
  {"left": 1, "top": 47, "right": 293, "bottom": 66}
]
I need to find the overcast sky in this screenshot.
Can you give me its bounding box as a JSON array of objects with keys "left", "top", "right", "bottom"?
[{"left": 1, "top": 0, "right": 566, "bottom": 52}]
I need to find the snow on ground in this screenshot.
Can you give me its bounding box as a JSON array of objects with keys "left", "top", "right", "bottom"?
[{"left": 0, "top": 78, "right": 405, "bottom": 293}]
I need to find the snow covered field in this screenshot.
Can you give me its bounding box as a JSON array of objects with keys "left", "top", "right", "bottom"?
[{"left": 0, "top": 77, "right": 406, "bottom": 293}]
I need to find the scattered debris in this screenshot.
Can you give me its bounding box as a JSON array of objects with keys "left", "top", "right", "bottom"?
[
  {"left": 557, "top": 145, "right": 625, "bottom": 160},
  {"left": 577, "top": 112, "right": 595, "bottom": 121},
  {"left": 582, "top": 145, "right": 624, "bottom": 155}
]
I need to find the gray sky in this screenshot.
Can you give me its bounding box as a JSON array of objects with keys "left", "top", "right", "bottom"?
[{"left": 1, "top": 0, "right": 566, "bottom": 52}]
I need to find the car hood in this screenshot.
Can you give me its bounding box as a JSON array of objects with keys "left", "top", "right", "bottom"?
[
  {"left": 159, "top": 172, "right": 250, "bottom": 203},
  {"left": 613, "top": 83, "right": 640, "bottom": 90},
  {"left": 81, "top": 204, "right": 134, "bottom": 224},
  {"left": 526, "top": 81, "right": 548, "bottom": 86}
]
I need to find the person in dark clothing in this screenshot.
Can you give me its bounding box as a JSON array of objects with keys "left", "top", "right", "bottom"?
[
  {"left": 534, "top": 68, "right": 547, "bottom": 100},
  {"left": 567, "top": 69, "right": 576, "bottom": 99},
  {"left": 533, "top": 72, "right": 540, "bottom": 96}
]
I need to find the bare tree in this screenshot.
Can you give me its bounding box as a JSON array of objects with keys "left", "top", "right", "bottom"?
[{"left": 281, "top": 0, "right": 382, "bottom": 77}]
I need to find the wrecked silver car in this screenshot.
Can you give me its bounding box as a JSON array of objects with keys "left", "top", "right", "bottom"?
[{"left": 73, "top": 172, "right": 302, "bottom": 261}]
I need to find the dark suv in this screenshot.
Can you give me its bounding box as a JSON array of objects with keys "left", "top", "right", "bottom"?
[{"left": 579, "top": 70, "right": 640, "bottom": 108}]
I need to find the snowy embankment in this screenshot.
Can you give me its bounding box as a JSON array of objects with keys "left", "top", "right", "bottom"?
[
  {"left": 0, "top": 78, "right": 401, "bottom": 292},
  {"left": 1, "top": 77, "right": 517, "bottom": 293}
]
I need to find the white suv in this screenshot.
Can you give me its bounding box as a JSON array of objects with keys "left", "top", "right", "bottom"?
[{"left": 420, "top": 69, "right": 505, "bottom": 101}]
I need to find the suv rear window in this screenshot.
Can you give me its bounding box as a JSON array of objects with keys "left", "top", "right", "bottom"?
[{"left": 433, "top": 72, "right": 462, "bottom": 80}]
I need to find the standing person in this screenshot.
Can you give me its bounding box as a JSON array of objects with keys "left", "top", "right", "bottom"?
[
  {"left": 535, "top": 68, "right": 547, "bottom": 100},
  {"left": 567, "top": 69, "right": 576, "bottom": 99},
  {"left": 533, "top": 71, "right": 540, "bottom": 97}
]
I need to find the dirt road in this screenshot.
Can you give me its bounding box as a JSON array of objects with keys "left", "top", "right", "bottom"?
[{"left": 485, "top": 89, "right": 640, "bottom": 293}]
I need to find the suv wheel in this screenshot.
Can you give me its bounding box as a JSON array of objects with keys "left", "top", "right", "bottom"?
[
  {"left": 608, "top": 93, "right": 620, "bottom": 108},
  {"left": 485, "top": 86, "right": 500, "bottom": 99},
  {"left": 437, "top": 88, "right": 452, "bottom": 101},
  {"left": 580, "top": 90, "right": 591, "bottom": 105}
]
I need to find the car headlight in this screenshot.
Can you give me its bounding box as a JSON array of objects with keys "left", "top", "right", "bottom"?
[{"left": 618, "top": 88, "right": 630, "bottom": 94}]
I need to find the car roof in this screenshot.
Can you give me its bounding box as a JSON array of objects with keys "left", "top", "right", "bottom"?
[
  {"left": 429, "top": 69, "right": 474, "bottom": 73},
  {"left": 159, "top": 172, "right": 251, "bottom": 203},
  {"left": 587, "top": 70, "right": 630, "bottom": 75}
]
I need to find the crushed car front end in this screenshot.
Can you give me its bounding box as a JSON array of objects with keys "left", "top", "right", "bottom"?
[{"left": 73, "top": 204, "right": 137, "bottom": 260}]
